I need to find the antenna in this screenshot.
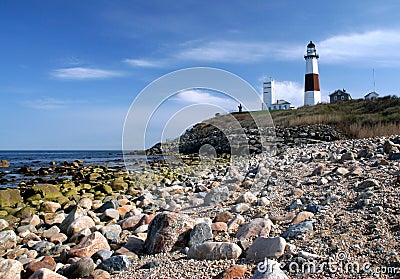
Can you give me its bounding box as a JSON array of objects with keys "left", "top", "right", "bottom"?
[{"left": 373, "top": 68, "right": 376, "bottom": 92}]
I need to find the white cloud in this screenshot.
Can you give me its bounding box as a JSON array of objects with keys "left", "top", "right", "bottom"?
[
  {"left": 123, "top": 58, "right": 165, "bottom": 68},
  {"left": 172, "top": 29, "right": 400, "bottom": 67},
  {"left": 274, "top": 81, "right": 304, "bottom": 108},
  {"left": 23, "top": 98, "right": 83, "bottom": 110},
  {"left": 173, "top": 89, "right": 237, "bottom": 108},
  {"left": 52, "top": 67, "right": 124, "bottom": 80},
  {"left": 318, "top": 30, "right": 400, "bottom": 66}
]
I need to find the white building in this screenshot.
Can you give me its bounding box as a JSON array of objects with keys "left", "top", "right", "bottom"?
[
  {"left": 262, "top": 80, "right": 275, "bottom": 110},
  {"left": 304, "top": 41, "right": 322, "bottom": 106},
  {"left": 364, "top": 91, "right": 379, "bottom": 100},
  {"left": 261, "top": 80, "right": 294, "bottom": 110}
]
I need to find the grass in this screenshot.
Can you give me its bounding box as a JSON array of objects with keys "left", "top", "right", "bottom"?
[
  {"left": 270, "top": 96, "right": 400, "bottom": 138},
  {"left": 197, "top": 96, "right": 400, "bottom": 139}
]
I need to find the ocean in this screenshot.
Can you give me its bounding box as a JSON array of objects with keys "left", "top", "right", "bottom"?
[{"left": 0, "top": 150, "right": 148, "bottom": 189}]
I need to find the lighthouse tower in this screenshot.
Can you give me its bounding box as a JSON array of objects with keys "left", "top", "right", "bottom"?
[
  {"left": 304, "top": 41, "right": 321, "bottom": 106},
  {"left": 262, "top": 79, "right": 275, "bottom": 110}
]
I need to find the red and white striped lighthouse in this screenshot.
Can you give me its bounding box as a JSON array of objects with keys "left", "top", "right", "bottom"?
[{"left": 304, "top": 41, "right": 321, "bottom": 106}]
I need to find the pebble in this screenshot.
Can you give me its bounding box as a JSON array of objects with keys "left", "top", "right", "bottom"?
[
  {"left": 236, "top": 218, "right": 272, "bottom": 240},
  {"left": 97, "top": 255, "right": 131, "bottom": 273}
]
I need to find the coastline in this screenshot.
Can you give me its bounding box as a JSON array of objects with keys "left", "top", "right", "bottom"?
[{"left": 0, "top": 137, "right": 399, "bottom": 278}]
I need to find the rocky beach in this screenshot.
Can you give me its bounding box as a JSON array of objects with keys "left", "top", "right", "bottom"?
[{"left": 0, "top": 129, "right": 399, "bottom": 279}]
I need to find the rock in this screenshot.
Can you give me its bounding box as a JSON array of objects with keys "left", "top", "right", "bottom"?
[
  {"left": 236, "top": 218, "right": 272, "bottom": 240},
  {"left": 78, "top": 198, "right": 93, "bottom": 210},
  {"left": 0, "top": 259, "right": 23, "bottom": 279},
  {"left": 211, "top": 222, "right": 228, "bottom": 232},
  {"left": 144, "top": 212, "right": 195, "bottom": 254},
  {"left": 0, "top": 189, "right": 22, "bottom": 208},
  {"left": 220, "top": 265, "right": 247, "bottom": 279},
  {"left": 28, "top": 268, "right": 67, "bottom": 279},
  {"left": 188, "top": 222, "right": 212, "bottom": 247},
  {"left": 42, "top": 226, "right": 60, "bottom": 239},
  {"left": 305, "top": 203, "right": 325, "bottom": 214},
  {"left": 59, "top": 257, "right": 95, "bottom": 279},
  {"left": 59, "top": 206, "right": 85, "bottom": 234},
  {"left": 89, "top": 269, "right": 110, "bottom": 279},
  {"left": 43, "top": 213, "right": 65, "bottom": 226},
  {"left": 257, "top": 197, "right": 271, "bottom": 206},
  {"left": 0, "top": 160, "right": 10, "bottom": 168},
  {"left": 119, "top": 214, "right": 144, "bottom": 230},
  {"left": 41, "top": 202, "right": 61, "bottom": 213},
  {"left": 250, "top": 259, "right": 288, "bottom": 279},
  {"left": 236, "top": 192, "right": 257, "bottom": 204},
  {"left": 383, "top": 140, "right": 399, "bottom": 154},
  {"left": 269, "top": 212, "right": 296, "bottom": 223},
  {"left": 67, "top": 216, "right": 95, "bottom": 236},
  {"left": 214, "top": 211, "right": 234, "bottom": 223},
  {"left": 69, "top": 232, "right": 110, "bottom": 258},
  {"left": 372, "top": 206, "right": 383, "bottom": 213},
  {"left": 0, "top": 219, "right": 9, "bottom": 231},
  {"left": 282, "top": 219, "right": 316, "bottom": 240},
  {"left": 231, "top": 203, "right": 250, "bottom": 213},
  {"left": 96, "top": 255, "right": 131, "bottom": 273},
  {"left": 49, "top": 233, "right": 68, "bottom": 244},
  {"left": 246, "top": 237, "right": 287, "bottom": 262},
  {"left": 31, "top": 184, "right": 63, "bottom": 201},
  {"left": 291, "top": 211, "right": 315, "bottom": 224},
  {"left": 317, "top": 177, "right": 328, "bottom": 185},
  {"left": 123, "top": 236, "right": 144, "bottom": 253},
  {"left": 335, "top": 167, "right": 349, "bottom": 176},
  {"left": 287, "top": 199, "right": 303, "bottom": 211},
  {"left": 110, "top": 179, "right": 128, "bottom": 191},
  {"left": 204, "top": 186, "right": 230, "bottom": 206},
  {"left": 311, "top": 164, "right": 325, "bottom": 176},
  {"left": 227, "top": 214, "right": 245, "bottom": 233},
  {"left": 340, "top": 152, "right": 354, "bottom": 161},
  {"left": 92, "top": 249, "right": 113, "bottom": 262},
  {"left": 357, "top": 179, "right": 379, "bottom": 191},
  {"left": 187, "top": 242, "right": 242, "bottom": 260},
  {"left": 388, "top": 152, "right": 400, "bottom": 160},
  {"left": 0, "top": 230, "right": 17, "bottom": 256},
  {"left": 25, "top": 256, "right": 57, "bottom": 277},
  {"left": 31, "top": 241, "right": 55, "bottom": 256},
  {"left": 101, "top": 209, "right": 120, "bottom": 221}
]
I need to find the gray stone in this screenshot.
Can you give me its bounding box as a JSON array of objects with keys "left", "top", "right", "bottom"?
[
  {"left": 282, "top": 219, "right": 316, "bottom": 240},
  {"left": 246, "top": 237, "right": 287, "bottom": 261},
  {"left": 31, "top": 241, "right": 55, "bottom": 256},
  {"left": 231, "top": 203, "right": 250, "bottom": 213},
  {"left": 188, "top": 222, "right": 212, "bottom": 247},
  {"left": 187, "top": 242, "right": 242, "bottom": 260},
  {"left": 0, "top": 230, "right": 17, "bottom": 256},
  {"left": 97, "top": 255, "right": 131, "bottom": 273},
  {"left": 204, "top": 186, "right": 229, "bottom": 206},
  {"left": 59, "top": 206, "right": 85, "bottom": 234},
  {"left": 60, "top": 257, "right": 95, "bottom": 279},
  {"left": 92, "top": 249, "right": 113, "bottom": 262},
  {"left": 101, "top": 208, "right": 120, "bottom": 221}
]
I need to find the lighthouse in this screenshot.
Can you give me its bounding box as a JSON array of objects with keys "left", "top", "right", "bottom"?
[{"left": 304, "top": 41, "right": 321, "bottom": 106}]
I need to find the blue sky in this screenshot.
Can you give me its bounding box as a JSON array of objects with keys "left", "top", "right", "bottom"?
[{"left": 1, "top": 1, "right": 400, "bottom": 150}]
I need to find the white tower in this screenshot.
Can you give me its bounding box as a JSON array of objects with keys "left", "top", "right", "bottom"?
[
  {"left": 262, "top": 79, "right": 275, "bottom": 110},
  {"left": 304, "top": 41, "right": 321, "bottom": 106}
]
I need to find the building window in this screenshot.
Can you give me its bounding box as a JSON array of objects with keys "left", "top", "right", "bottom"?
[
  {"left": 341, "top": 96, "right": 344, "bottom": 100},
  {"left": 334, "top": 96, "right": 337, "bottom": 100}
]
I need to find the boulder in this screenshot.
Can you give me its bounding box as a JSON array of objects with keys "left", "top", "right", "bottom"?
[
  {"left": 246, "top": 237, "right": 287, "bottom": 261},
  {"left": 188, "top": 222, "right": 212, "bottom": 247},
  {"left": 0, "top": 160, "right": 10, "bottom": 168},
  {"left": 69, "top": 232, "right": 110, "bottom": 258},
  {"left": 187, "top": 242, "right": 242, "bottom": 260},
  {"left": 204, "top": 186, "right": 230, "bottom": 206},
  {"left": 0, "top": 259, "right": 23, "bottom": 279},
  {"left": 59, "top": 257, "right": 95, "bottom": 279},
  {"left": 67, "top": 216, "right": 95, "bottom": 236},
  {"left": 0, "top": 230, "right": 17, "bottom": 256},
  {"left": 236, "top": 218, "right": 272, "bottom": 240},
  {"left": 28, "top": 268, "right": 67, "bottom": 279},
  {"left": 25, "top": 256, "right": 57, "bottom": 277},
  {"left": 0, "top": 189, "right": 22, "bottom": 208},
  {"left": 96, "top": 255, "right": 131, "bottom": 273},
  {"left": 59, "top": 206, "right": 85, "bottom": 233},
  {"left": 144, "top": 212, "right": 195, "bottom": 254}
]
